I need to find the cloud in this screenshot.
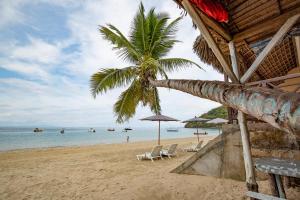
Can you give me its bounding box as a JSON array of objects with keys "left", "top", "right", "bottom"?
[
  {"left": 0, "top": 0, "right": 25, "bottom": 29},
  {"left": 10, "top": 37, "right": 61, "bottom": 64},
  {"left": 0, "top": 0, "right": 224, "bottom": 127}
]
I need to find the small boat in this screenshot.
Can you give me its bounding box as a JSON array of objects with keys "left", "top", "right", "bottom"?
[
  {"left": 167, "top": 128, "right": 178, "bottom": 132},
  {"left": 60, "top": 129, "right": 65, "bottom": 134},
  {"left": 107, "top": 128, "right": 115, "bottom": 132},
  {"left": 194, "top": 132, "right": 207, "bottom": 135},
  {"left": 88, "top": 128, "right": 96, "bottom": 133},
  {"left": 124, "top": 127, "right": 133, "bottom": 131},
  {"left": 33, "top": 128, "right": 43, "bottom": 133}
]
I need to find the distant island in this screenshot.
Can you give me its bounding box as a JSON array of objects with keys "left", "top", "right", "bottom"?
[{"left": 184, "top": 106, "right": 228, "bottom": 128}]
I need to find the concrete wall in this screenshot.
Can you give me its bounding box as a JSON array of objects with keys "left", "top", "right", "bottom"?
[{"left": 172, "top": 123, "right": 300, "bottom": 181}]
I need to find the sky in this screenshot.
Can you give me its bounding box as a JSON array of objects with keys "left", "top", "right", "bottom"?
[{"left": 0, "top": 0, "right": 223, "bottom": 128}]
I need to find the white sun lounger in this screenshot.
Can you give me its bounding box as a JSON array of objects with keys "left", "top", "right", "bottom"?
[
  {"left": 160, "top": 144, "right": 178, "bottom": 158},
  {"left": 184, "top": 141, "right": 203, "bottom": 152},
  {"left": 136, "top": 145, "right": 163, "bottom": 162}
]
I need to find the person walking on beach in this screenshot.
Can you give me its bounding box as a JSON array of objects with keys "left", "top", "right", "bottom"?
[{"left": 126, "top": 136, "right": 129, "bottom": 143}]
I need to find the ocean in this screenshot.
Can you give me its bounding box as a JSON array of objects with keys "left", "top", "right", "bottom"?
[{"left": 0, "top": 127, "right": 219, "bottom": 151}]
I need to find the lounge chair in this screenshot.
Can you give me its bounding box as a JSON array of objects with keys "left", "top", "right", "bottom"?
[
  {"left": 136, "top": 145, "right": 163, "bottom": 162},
  {"left": 184, "top": 141, "right": 203, "bottom": 152},
  {"left": 161, "top": 144, "right": 178, "bottom": 158}
]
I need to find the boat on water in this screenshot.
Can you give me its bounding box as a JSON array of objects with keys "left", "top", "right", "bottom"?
[
  {"left": 107, "top": 128, "right": 115, "bottom": 132},
  {"left": 88, "top": 128, "right": 96, "bottom": 133},
  {"left": 60, "top": 129, "right": 65, "bottom": 134},
  {"left": 33, "top": 128, "right": 43, "bottom": 133},
  {"left": 194, "top": 132, "right": 207, "bottom": 135},
  {"left": 124, "top": 127, "right": 133, "bottom": 131},
  {"left": 166, "top": 128, "right": 179, "bottom": 132}
]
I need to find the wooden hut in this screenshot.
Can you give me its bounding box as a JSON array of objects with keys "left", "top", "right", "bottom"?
[{"left": 172, "top": 0, "right": 300, "bottom": 198}]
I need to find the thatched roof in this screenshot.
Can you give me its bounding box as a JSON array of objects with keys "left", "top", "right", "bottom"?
[{"left": 175, "top": 0, "right": 300, "bottom": 83}]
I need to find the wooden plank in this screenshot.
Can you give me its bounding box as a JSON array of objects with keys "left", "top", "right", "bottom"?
[
  {"left": 255, "top": 158, "right": 300, "bottom": 178},
  {"left": 233, "top": 6, "right": 300, "bottom": 43},
  {"left": 194, "top": 8, "right": 232, "bottom": 41},
  {"left": 181, "top": 0, "right": 238, "bottom": 83},
  {"left": 246, "top": 73, "right": 300, "bottom": 86},
  {"left": 230, "top": 0, "right": 269, "bottom": 20},
  {"left": 246, "top": 191, "right": 287, "bottom": 200},
  {"left": 236, "top": 4, "right": 279, "bottom": 31},
  {"left": 280, "top": 0, "right": 300, "bottom": 11},
  {"left": 233, "top": 0, "right": 277, "bottom": 24},
  {"left": 240, "top": 14, "right": 300, "bottom": 83}
]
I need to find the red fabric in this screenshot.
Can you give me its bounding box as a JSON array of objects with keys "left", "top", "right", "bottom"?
[{"left": 189, "top": 0, "right": 229, "bottom": 23}]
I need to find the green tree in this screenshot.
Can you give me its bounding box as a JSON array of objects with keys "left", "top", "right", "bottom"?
[{"left": 90, "top": 3, "right": 201, "bottom": 123}]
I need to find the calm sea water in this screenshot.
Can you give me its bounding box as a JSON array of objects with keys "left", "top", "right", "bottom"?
[{"left": 0, "top": 127, "right": 219, "bottom": 151}]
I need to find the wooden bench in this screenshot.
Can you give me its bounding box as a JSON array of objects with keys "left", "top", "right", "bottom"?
[{"left": 252, "top": 158, "right": 300, "bottom": 199}]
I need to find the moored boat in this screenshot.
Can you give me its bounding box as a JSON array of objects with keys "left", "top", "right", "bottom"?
[
  {"left": 166, "top": 128, "right": 178, "bottom": 132},
  {"left": 33, "top": 128, "right": 43, "bottom": 133},
  {"left": 88, "top": 128, "right": 96, "bottom": 133}
]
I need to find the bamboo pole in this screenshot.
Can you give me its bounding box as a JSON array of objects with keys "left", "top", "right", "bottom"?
[{"left": 229, "top": 41, "right": 258, "bottom": 194}]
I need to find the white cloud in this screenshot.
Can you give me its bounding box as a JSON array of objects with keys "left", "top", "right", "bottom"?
[
  {"left": 0, "top": 60, "right": 50, "bottom": 80},
  {"left": 0, "top": 0, "right": 224, "bottom": 127},
  {"left": 0, "top": 0, "right": 25, "bottom": 29},
  {"left": 10, "top": 37, "right": 61, "bottom": 64}
]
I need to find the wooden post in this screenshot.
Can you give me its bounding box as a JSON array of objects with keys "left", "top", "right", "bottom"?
[
  {"left": 158, "top": 120, "right": 161, "bottom": 145},
  {"left": 238, "top": 112, "right": 259, "bottom": 193},
  {"left": 294, "top": 36, "right": 300, "bottom": 67},
  {"left": 229, "top": 41, "right": 258, "bottom": 194}
]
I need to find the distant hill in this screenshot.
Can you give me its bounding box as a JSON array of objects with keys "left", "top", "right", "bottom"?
[{"left": 185, "top": 106, "right": 228, "bottom": 128}]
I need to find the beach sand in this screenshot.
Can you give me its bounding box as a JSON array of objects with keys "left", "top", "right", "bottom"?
[{"left": 0, "top": 136, "right": 299, "bottom": 200}]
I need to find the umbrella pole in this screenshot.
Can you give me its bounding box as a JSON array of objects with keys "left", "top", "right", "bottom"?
[
  {"left": 197, "top": 127, "right": 199, "bottom": 142},
  {"left": 158, "top": 120, "right": 161, "bottom": 145}
]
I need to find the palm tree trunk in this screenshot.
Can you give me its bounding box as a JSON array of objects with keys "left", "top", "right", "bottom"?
[{"left": 149, "top": 78, "right": 300, "bottom": 135}]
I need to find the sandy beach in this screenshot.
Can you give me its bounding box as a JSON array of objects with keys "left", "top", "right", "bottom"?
[{"left": 0, "top": 136, "right": 299, "bottom": 200}]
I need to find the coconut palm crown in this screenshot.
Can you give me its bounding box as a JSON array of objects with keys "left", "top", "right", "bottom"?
[{"left": 90, "top": 3, "right": 202, "bottom": 123}]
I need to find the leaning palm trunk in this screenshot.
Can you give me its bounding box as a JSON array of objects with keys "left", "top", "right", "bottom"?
[{"left": 149, "top": 78, "right": 300, "bottom": 135}]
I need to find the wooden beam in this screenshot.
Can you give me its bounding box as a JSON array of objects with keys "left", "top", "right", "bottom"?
[
  {"left": 194, "top": 8, "right": 232, "bottom": 41},
  {"left": 181, "top": 0, "right": 238, "bottom": 83},
  {"left": 246, "top": 191, "right": 286, "bottom": 200},
  {"left": 229, "top": 41, "right": 240, "bottom": 79},
  {"left": 294, "top": 36, "right": 300, "bottom": 67},
  {"left": 246, "top": 73, "right": 300, "bottom": 86},
  {"left": 229, "top": 40, "right": 258, "bottom": 194},
  {"left": 240, "top": 14, "right": 300, "bottom": 83},
  {"left": 238, "top": 112, "right": 259, "bottom": 194},
  {"left": 233, "top": 6, "right": 300, "bottom": 43}
]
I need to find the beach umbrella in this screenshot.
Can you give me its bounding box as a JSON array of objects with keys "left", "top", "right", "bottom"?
[
  {"left": 206, "top": 118, "right": 228, "bottom": 134},
  {"left": 182, "top": 117, "right": 209, "bottom": 142},
  {"left": 140, "top": 114, "right": 179, "bottom": 145}
]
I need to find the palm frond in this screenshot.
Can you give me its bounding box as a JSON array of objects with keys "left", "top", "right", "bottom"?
[
  {"left": 130, "top": 2, "right": 149, "bottom": 55},
  {"left": 114, "top": 80, "right": 141, "bottom": 123},
  {"left": 158, "top": 58, "right": 203, "bottom": 72},
  {"left": 99, "top": 25, "right": 139, "bottom": 63},
  {"left": 90, "top": 67, "right": 135, "bottom": 98},
  {"left": 151, "top": 17, "right": 182, "bottom": 58},
  {"left": 149, "top": 87, "right": 161, "bottom": 114}
]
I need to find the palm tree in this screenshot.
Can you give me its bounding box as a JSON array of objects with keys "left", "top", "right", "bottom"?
[
  {"left": 148, "top": 78, "right": 300, "bottom": 135},
  {"left": 90, "top": 3, "right": 201, "bottom": 123}
]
